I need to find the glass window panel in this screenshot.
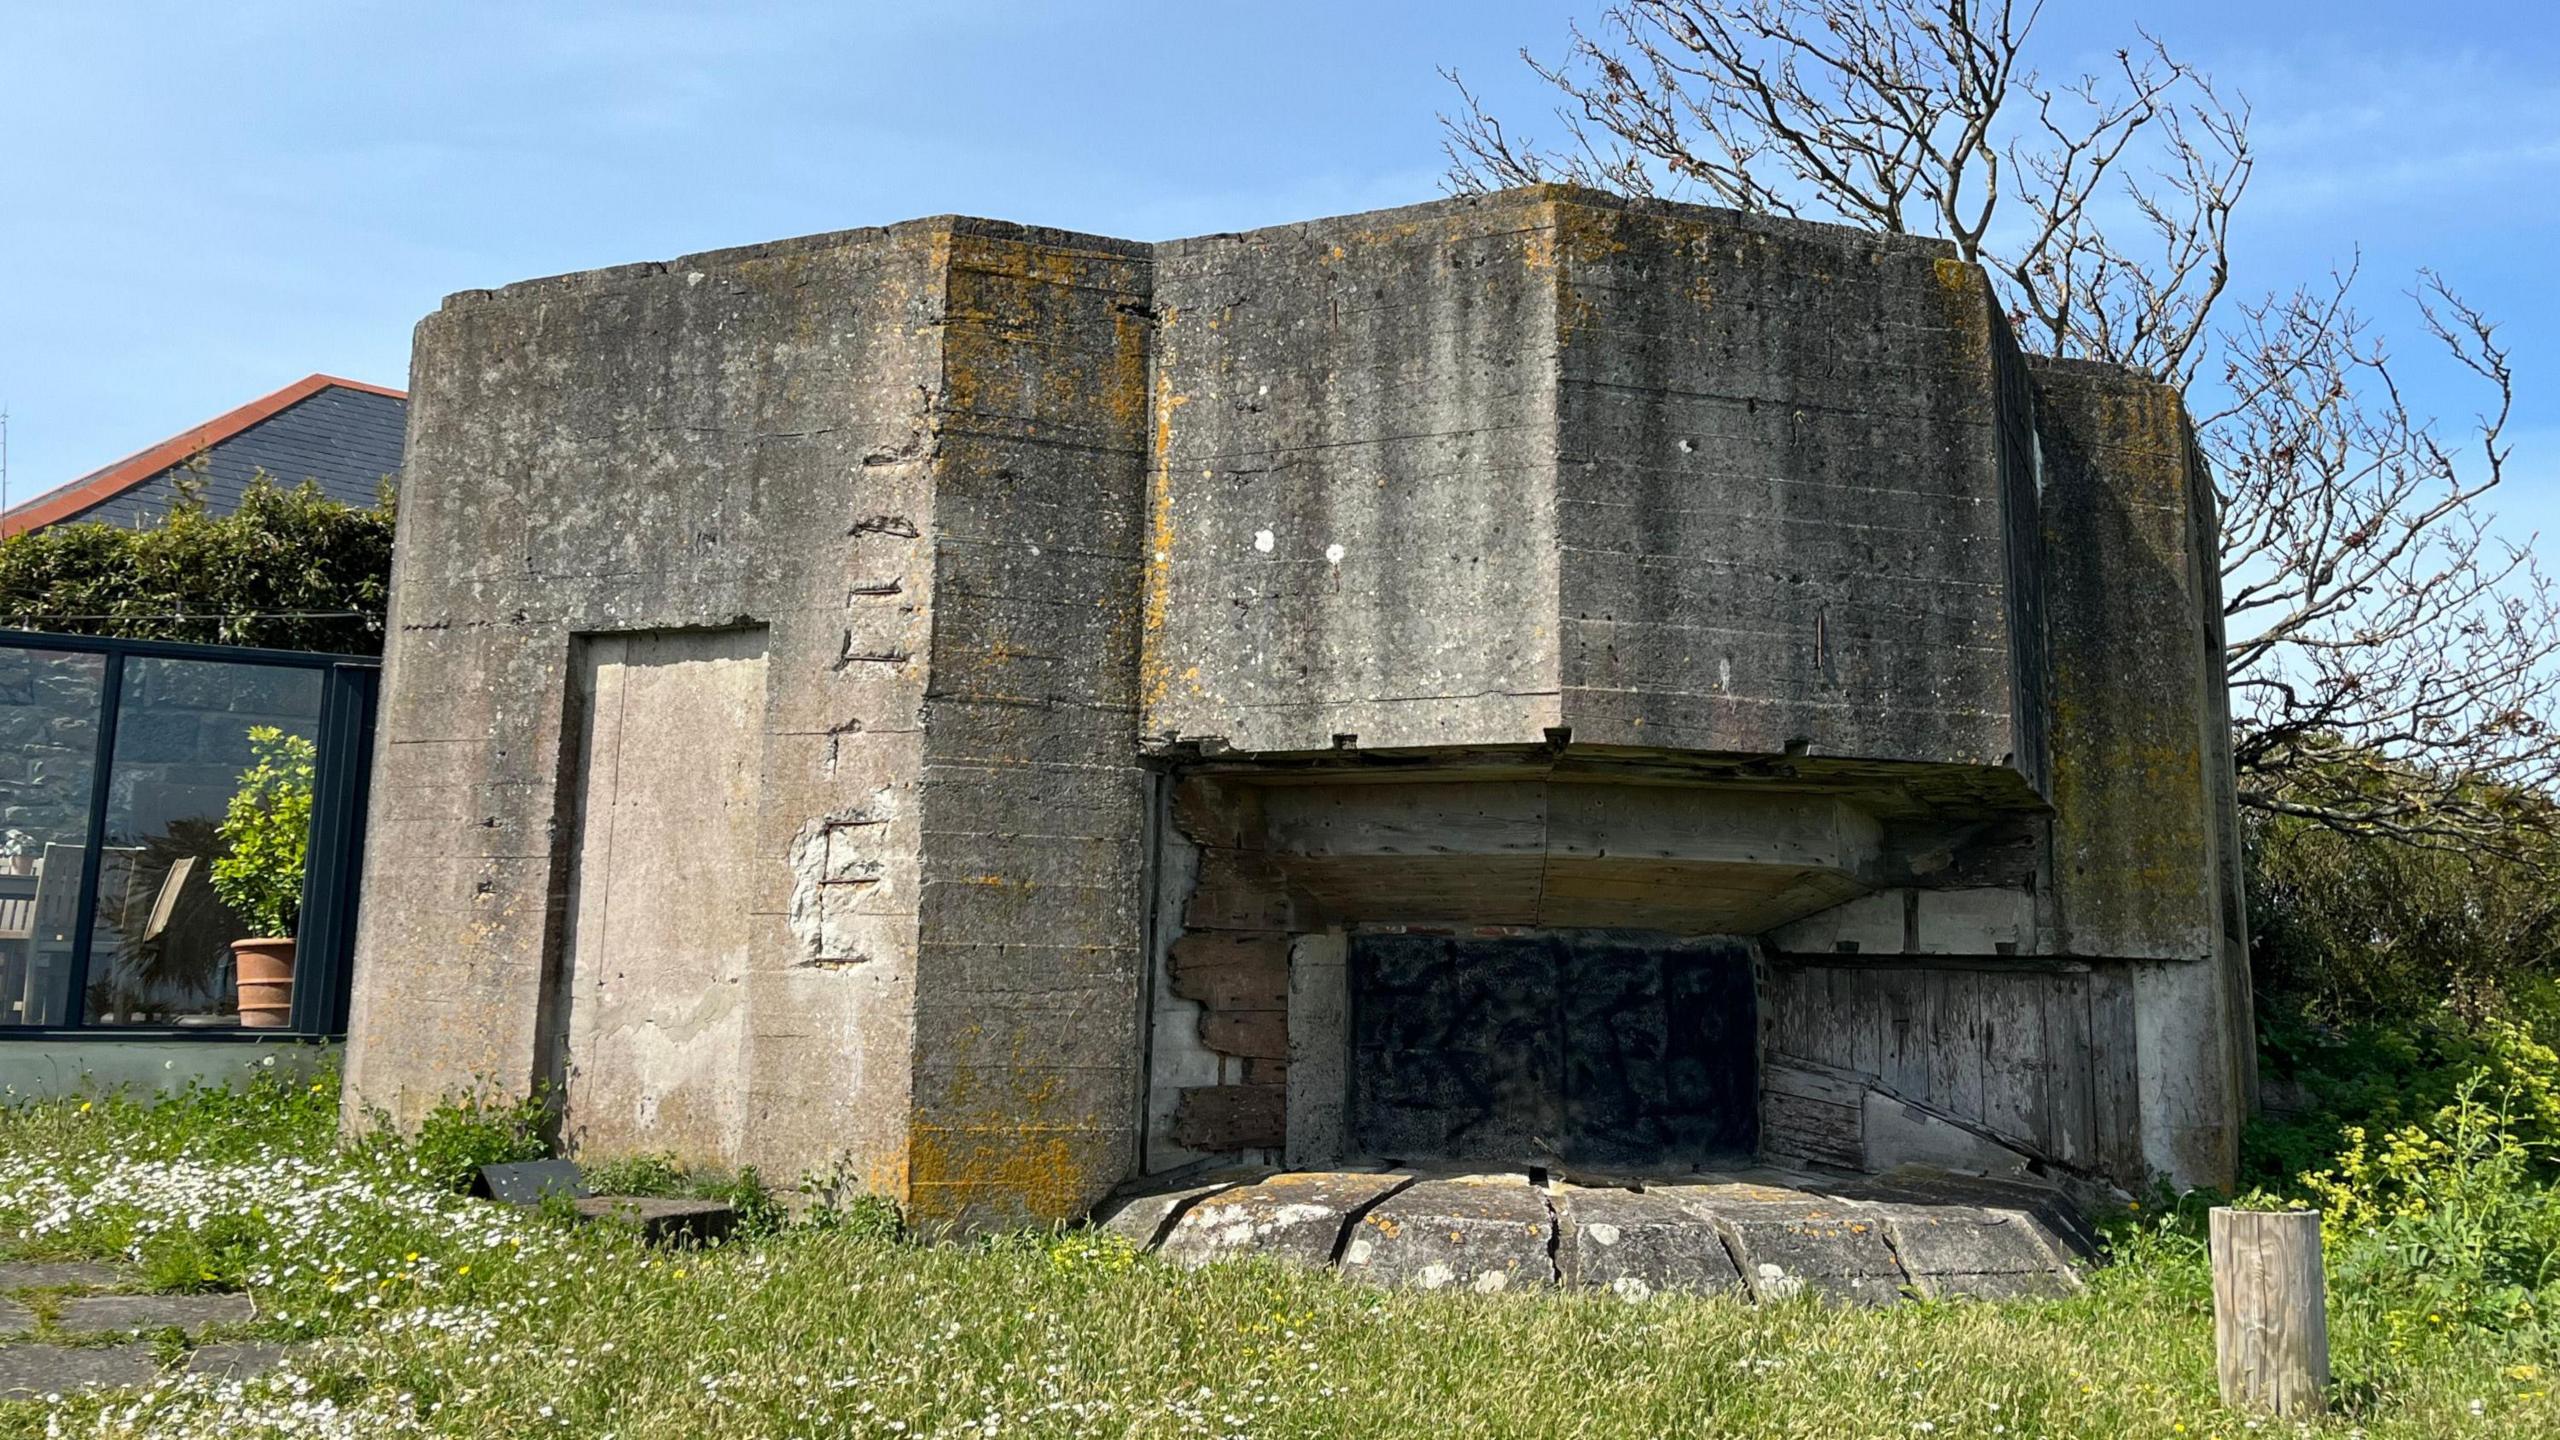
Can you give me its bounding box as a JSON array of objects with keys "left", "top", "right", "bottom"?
[
  {"left": 0, "top": 646, "right": 106, "bottom": 1027},
  {"left": 85, "top": 658, "right": 324, "bottom": 1028}
]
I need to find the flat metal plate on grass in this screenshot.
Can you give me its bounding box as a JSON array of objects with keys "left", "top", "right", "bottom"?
[{"left": 474, "top": 1159, "right": 592, "bottom": 1206}]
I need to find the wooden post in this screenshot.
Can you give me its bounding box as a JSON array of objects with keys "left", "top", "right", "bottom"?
[{"left": 2210, "top": 1207, "right": 2330, "bottom": 1415}]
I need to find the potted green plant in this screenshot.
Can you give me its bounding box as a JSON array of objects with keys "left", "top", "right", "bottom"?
[{"left": 210, "top": 727, "right": 315, "bottom": 1028}]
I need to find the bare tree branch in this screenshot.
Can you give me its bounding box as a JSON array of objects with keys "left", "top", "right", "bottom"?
[{"left": 1447, "top": 1, "right": 2560, "bottom": 855}]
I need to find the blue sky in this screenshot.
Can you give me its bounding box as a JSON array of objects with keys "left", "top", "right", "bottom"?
[{"left": 4, "top": 1, "right": 2556, "bottom": 541}]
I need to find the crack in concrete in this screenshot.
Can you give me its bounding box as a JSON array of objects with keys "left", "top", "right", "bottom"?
[
  {"left": 1539, "top": 1183, "right": 1565, "bottom": 1284},
  {"left": 1325, "top": 1173, "right": 1421, "bottom": 1268},
  {"left": 1141, "top": 1179, "right": 1251, "bottom": 1253}
]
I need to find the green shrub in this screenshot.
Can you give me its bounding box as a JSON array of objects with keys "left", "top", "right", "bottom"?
[
  {"left": 581, "top": 1151, "right": 690, "bottom": 1197},
  {"left": 700, "top": 1166, "right": 789, "bottom": 1239},
  {"left": 2219, "top": 1023, "right": 2560, "bottom": 1336},
  {"left": 799, "top": 1189, "right": 906, "bottom": 1241},
  {"left": 402, "top": 1090, "right": 553, "bottom": 1193},
  {"left": 2286, "top": 1061, "right": 2560, "bottom": 1329},
  {"left": 0, "top": 474, "right": 394, "bottom": 654},
  {"left": 2247, "top": 809, "right": 2560, "bottom": 1023},
  {"left": 2247, "top": 1008, "right": 2560, "bottom": 1188}
]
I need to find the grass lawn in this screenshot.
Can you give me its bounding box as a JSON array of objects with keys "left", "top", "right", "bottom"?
[{"left": 1, "top": 1071, "right": 2553, "bottom": 1439}]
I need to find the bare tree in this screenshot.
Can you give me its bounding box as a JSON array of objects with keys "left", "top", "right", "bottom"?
[
  {"left": 1445, "top": 1, "right": 2559, "bottom": 851},
  {"left": 2206, "top": 270, "right": 2559, "bottom": 848}
]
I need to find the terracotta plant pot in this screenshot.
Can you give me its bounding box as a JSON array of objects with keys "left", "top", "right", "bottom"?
[{"left": 233, "top": 938, "right": 297, "bottom": 1028}]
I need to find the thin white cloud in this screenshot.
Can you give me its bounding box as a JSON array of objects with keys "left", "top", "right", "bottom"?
[{"left": 2209, "top": 44, "right": 2560, "bottom": 219}]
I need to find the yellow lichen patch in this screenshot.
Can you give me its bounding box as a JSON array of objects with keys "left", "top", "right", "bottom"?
[
  {"left": 1927, "top": 254, "right": 1992, "bottom": 369},
  {"left": 907, "top": 1008, "right": 1130, "bottom": 1224},
  {"left": 862, "top": 1141, "right": 912, "bottom": 1206},
  {"left": 933, "top": 234, "right": 1154, "bottom": 437},
  {"left": 1556, "top": 286, "right": 1600, "bottom": 345},
  {"left": 1139, "top": 362, "right": 1191, "bottom": 713},
  {"left": 908, "top": 1126, "right": 1101, "bottom": 1223},
  {"left": 1107, "top": 308, "right": 1148, "bottom": 432},
  {"left": 1550, "top": 201, "right": 1631, "bottom": 267},
  {"left": 1322, "top": 221, "right": 1428, "bottom": 268}
]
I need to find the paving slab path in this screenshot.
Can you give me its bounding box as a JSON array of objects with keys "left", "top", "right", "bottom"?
[
  {"left": 0, "top": 1344, "right": 162, "bottom": 1400},
  {"left": 54, "top": 1293, "right": 258, "bottom": 1335},
  {"left": 0, "top": 1262, "right": 127, "bottom": 1291},
  {"left": 0, "top": 1258, "right": 297, "bottom": 1399}
]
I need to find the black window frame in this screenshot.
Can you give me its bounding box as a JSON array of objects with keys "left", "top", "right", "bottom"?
[{"left": 0, "top": 628, "right": 378, "bottom": 1040}]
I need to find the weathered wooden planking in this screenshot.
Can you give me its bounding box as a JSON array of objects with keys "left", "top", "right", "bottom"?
[
  {"left": 1762, "top": 1090, "right": 1863, "bottom": 1169},
  {"left": 1170, "top": 1083, "right": 1286, "bottom": 1151},
  {"left": 1169, "top": 776, "right": 1265, "bottom": 851},
  {"left": 1977, "top": 971, "right": 2048, "bottom": 1149},
  {"left": 2088, "top": 963, "right": 2145, "bottom": 1185},
  {"left": 1169, "top": 932, "right": 1290, "bottom": 1012},
  {"left": 1761, "top": 1059, "right": 1867, "bottom": 1168},
  {"left": 2210, "top": 1208, "right": 2330, "bottom": 1415},
  {"left": 1257, "top": 779, "right": 1548, "bottom": 857},
  {"left": 1928, "top": 968, "right": 1986, "bottom": 1120},
  {"left": 1200, "top": 1010, "right": 1288, "bottom": 1061},
  {"left": 1763, "top": 1058, "right": 1865, "bottom": 1107},
  {"left": 1184, "top": 848, "right": 1306, "bottom": 931},
  {"left": 2041, "top": 969, "right": 2097, "bottom": 1169},
  {"left": 1766, "top": 961, "right": 2116, "bottom": 1176},
  {"left": 1284, "top": 855, "right": 1546, "bottom": 925},
  {"left": 1877, "top": 968, "right": 1931, "bottom": 1098}
]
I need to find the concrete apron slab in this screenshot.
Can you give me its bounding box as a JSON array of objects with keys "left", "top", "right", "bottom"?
[
  {"left": 1649, "top": 1185, "right": 1906, "bottom": 1306},
  {"left": 1339, "top": 1175, "right": 1555, "bottom": 1294},
  {"left": 1553, "top": 1186, "right": 1746, "bottom": 1300},
  {"left": 1093, "top": 1167, "right": 1276, "bottom": 1250},
  {"left": 1158, "top": 1171, "right": 1414, "bottom": 1269},
  {"left": 1107, "top": 1165, "right": 2086, "bottom": 1304}
]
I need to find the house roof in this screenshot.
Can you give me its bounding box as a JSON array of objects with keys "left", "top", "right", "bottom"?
[{"left": 1, "top": 374, "right": 408, "bottom": 540}]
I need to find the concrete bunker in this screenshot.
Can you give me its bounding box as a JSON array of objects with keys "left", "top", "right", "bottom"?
[{"left": 342, "top": 188, "right": 2253, "bottom": 1235}]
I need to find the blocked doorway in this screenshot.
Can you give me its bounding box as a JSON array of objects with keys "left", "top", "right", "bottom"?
[
  {"left": 552, "top": 626, "right": 769, "bottom": 1164},
  {"left": 1347, "top": 931, "right": 1758, "bottom": 1170}
]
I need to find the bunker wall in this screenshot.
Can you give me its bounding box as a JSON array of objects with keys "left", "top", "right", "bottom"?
[{"left": 1547, "top": 199, "right": 2044, "bottom": 787}]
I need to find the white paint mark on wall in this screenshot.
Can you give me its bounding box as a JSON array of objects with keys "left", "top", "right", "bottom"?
[
  {"left": 785, "top": 790, "right": 895, "bottom": 965},
  {"left": 1252, "top": 528, "right": 1276, "bottom": 554}
]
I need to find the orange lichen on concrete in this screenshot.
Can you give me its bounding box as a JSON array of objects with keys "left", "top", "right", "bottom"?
[
  {"left": 1549, "top": 199, "right": 1634, "bottom": 266},
  {"left": 1139, "top": 358, "right": 1189, "bottom": 712},
  {"left": 909, "top": 1125, "right": 1107, "bottom": 1223},
  {"left": 908, "top": 1041, "right": 1124, "bottom": 1224},
  {"left": 1108, "top": 305, "right": 1150, "bottom": 432}
]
